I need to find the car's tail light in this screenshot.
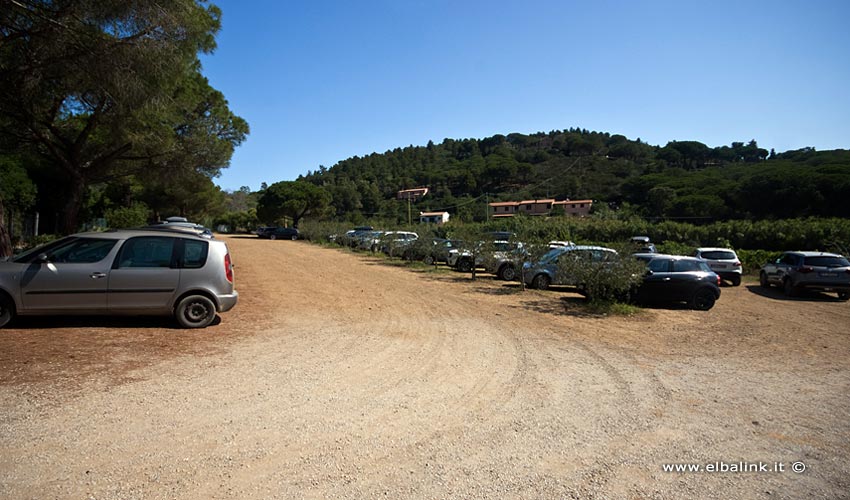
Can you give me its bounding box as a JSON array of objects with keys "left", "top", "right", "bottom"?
[
  {"left": 797, "top": 266, "right": 814, "bottom": 274},
  {"left": 716, "top": 274, "right": 721, "bottom": 286},
  {"left": 733, "top": 261, "right": 742, "bottom": 267},
  {"left": 224, "top": 253, "right": 234, "bottom": 283}
]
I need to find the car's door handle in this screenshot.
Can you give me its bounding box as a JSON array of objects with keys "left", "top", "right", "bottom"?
[
  {"left": 662, "top": 277, "right": 671, "bottom": 281},
  {"left": 90, "top": 272, "right": 107, "bottom": 279}
]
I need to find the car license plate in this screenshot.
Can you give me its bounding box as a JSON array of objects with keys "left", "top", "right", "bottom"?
[
  {"left": 819, "top": 272, "right": 838, "bottom": 277},
  {"left": 714, "top": 264, "right": 727, "bottom": 269}
]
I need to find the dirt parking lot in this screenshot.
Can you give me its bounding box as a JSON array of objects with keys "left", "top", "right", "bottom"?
[{"left": 1, "top": 236, "right": 849, "bottom": 499}]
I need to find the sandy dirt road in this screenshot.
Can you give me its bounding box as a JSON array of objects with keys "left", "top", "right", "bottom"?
[{"left": 1, "top": 235, "right": 849, "bottom": 499}]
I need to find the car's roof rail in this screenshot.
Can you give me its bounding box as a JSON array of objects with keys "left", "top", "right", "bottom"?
[{"left": 119, "top": 226, "right": 212, "bottom": 238}]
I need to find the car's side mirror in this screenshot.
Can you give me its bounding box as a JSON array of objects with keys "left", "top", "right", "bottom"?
[
  {"left": 645, "top": 269, "right": 654, "bottom": 276},
  {"left": 35, "top": 253, "right": 50, "bottom": 264}
]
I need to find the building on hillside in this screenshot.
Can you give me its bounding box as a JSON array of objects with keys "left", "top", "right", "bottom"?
[
  {"left": 419, "top": 211, "right": 450, "bottom": 224},
  {"left": 489, "top": 199, "right": 593, "bottom": 218},
  {"left": 397, "top": 187, "right": 429, "bottom": 200},
  {"left": 553, "top": 199, "right": 593, "bottom": 216}
]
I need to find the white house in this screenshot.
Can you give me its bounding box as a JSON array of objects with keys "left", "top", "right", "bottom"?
[{"left": 419, "top": 211, "right": 450, "bottom": 224}]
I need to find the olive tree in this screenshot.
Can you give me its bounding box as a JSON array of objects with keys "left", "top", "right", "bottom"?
[{"left": 555, "top": 246, "right": 645, "bottom": 304}]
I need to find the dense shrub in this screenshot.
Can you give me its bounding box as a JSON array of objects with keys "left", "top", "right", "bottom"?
[
  {"left": 737, "top": 250, "right": 782, "bottom": 275},
  {"left": 105, "top": 203, "right": 149, "bottom": 229},
  {"left": 298, "top": 221, "right": 351, "bottom": 245}
]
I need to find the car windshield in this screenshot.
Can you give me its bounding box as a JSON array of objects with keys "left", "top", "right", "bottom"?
[
  {"left": 493, "top": 242, "right": 517, "bottom": 252},
  {"left": 539, "top": 247, "right": 565, "bottom": 263},
  {"left": 804, "top": 256, "right": 850, "bottom": 267},
  {"left": 701, "top": 250, "right": 737, "bottom": 260}
]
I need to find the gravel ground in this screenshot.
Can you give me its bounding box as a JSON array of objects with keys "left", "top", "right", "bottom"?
[{"left": 1, "top": 235, "right": 849, "bottom": 499}]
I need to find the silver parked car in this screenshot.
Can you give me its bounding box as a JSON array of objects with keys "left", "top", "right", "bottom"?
[
  {"left": 0, "top": 228, "right": 238, "bottom": 328},
  {"left": 522, "top": 245, "right": 618, "bottom": 290},
  {"left": 146, "top": 216, "right": 214, "bottom": 239},
  {"left": 694, "top": 247, "right": 742, "bottom": 286},
  {"left": 759, "top": 251, "right": 850, "bottom": 300}
]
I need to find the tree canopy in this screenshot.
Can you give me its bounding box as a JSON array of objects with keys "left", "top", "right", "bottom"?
[
  {"left": 257, "top": 181, "right": 331, "bottom": 227},
  {"left": 0, "top": 0, "right": 247, "bottom": 236}
]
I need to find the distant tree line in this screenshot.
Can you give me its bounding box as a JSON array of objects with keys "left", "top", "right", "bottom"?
[{"left": 298, "top": 130, "right": 849, "bottom": 223}]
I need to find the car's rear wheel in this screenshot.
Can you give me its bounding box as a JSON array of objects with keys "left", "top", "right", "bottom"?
[
  {"left": 532, "top": 274, "right": 551, "bottom": 290},
  {"left": 497, "top": 264, "right": 517, "bottom": 281},
  {"left": 838, "top": 291, "right": 850, "bottom": 301},
  {"left": 290, "top": 234, "right": 297, "bottom": 241},
  {"left": 783, "top": 278, "right": 797, "bottom": 297},
  {"left": 691, "top": 288, "right": 716, "bottom": 310},
  {"left": 175, "top": 295, "right": 217, "bottom": 329},
  {"left": 759, "top": 271, "right": 770, "bottom": 288},
  {"left": 269, "top": 234, "right": 277, "bottom": 240},
  {"left": 730, "top": 274, "right": 742, "bottom": 287},
  {"left": 0, "top": 293, "right": 15, "bottom": 328},
  {"left": 423, "top": 255, "right": 435, "bottom": 266}
]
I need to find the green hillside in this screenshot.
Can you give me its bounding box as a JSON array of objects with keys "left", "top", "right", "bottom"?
[{"left": 298, "top": 129, "right": 850, "bottom": 222}]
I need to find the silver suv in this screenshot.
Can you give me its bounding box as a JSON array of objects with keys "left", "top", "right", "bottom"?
[
  {"left": 522, "top": 245, "right": 618, "bottom": 290},
  {"left": 760, "top": 251, "right": 850, "bottom": 300},
  {"left": 0, "top": 229, "right": 238, "bottom": 328}
]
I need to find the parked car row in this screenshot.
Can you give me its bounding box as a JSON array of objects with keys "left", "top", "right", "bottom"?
[
  {"left": 257, "top": 226, "right": 300, "bottom": 240},
  {"left": 330, "top": 227, "right": 850, "bottom": 309}
]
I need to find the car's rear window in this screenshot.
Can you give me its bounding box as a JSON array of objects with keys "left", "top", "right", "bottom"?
[
  {"left": 803, "top": 256, "right": 850, "bottom": 267},
  {"left": 182, "top": 240, "right": 209, "bottom": 268},
  {"left": 700, "top": 251, "right": 737, "bottom": 260}
]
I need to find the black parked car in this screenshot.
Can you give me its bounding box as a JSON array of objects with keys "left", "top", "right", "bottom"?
[
  {"left": 258, "top": 227, "right": 300, "bottom": 240},
  {"left": 633, "top": 254, "right": 721, "bottom": 310}
]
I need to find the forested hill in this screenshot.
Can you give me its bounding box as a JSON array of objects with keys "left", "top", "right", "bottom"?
[{"left": 298, "top": 129, "right": 850, "bottom": 222}]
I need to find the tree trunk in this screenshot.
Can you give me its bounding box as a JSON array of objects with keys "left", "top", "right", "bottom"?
[
  {"left": 60, "top": 175, "right": 86, "bottom": 234},
  {"left": 0, "top": 199, "right": 11, "bottom": 258}
]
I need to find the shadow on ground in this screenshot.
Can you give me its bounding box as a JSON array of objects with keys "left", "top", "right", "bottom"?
[
  {"left": 745, "top": 285, "right": 847, "bottom": 302},
  {"left": 6, "top": 315, "right": 196, "bottom": 330}
]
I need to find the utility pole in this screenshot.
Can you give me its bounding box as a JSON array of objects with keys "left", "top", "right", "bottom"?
[{"left": 485, "top": 192, "right": 489, "bottom": 221}]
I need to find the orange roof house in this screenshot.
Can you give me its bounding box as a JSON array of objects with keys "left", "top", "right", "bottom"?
[{"left": 489, "top": 199, "right": 592, "bottom": 217}]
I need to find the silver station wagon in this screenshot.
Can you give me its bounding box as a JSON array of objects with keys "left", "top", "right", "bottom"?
[{"left": 0, "top": 228, "right": 237, "bottom": 328}]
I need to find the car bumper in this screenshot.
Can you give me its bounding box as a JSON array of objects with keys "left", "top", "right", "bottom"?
[
  {"left": 795, "top": 282, "right": 850, "bottom": 293},
  {"left": 218, "top": 291, "right": 238, "bottom": 312},
  {"left": 716, "top": 270, "right": 742, "bottom": 279}
]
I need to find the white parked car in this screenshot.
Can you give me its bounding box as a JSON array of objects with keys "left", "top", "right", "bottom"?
[
  {"left": 548, "top": 240, "right": 576, "bottom": 248},
  {"left": 374, "top": 231, "right": 419, "bottom": 254},
  {"left": 694, "top": 247, "right": 742, "bottom": 286}
]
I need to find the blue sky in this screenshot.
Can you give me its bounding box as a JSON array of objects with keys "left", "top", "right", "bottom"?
[{"left": 200, "top": 0, "right": 850, "bottom": 191}]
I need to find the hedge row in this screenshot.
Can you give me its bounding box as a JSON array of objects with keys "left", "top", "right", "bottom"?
[{"left": 299, "top": 217, "right": 849, "bottom": 275}]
